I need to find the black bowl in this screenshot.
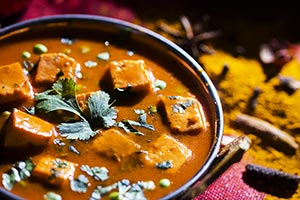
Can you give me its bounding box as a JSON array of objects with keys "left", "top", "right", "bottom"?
[{"left": 0, "top": 14, "right": 223, "bottom": 200}]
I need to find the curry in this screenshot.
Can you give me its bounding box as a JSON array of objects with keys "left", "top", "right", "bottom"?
[{"left": 0, "top": 25, "right": 214, "bottom": 200}]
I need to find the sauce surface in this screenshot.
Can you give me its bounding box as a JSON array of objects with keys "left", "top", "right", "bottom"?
[{"left": 0, "top": 29, "right": 213, "bottom": 200}]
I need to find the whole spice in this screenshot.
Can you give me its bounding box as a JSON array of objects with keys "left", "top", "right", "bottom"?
[
  {"left": 235, "top": 113, "right": 298, "bottom": 155},
  {"left": 199, "top": 50, "right": 300, "bottom": 198},
  {"left": 243, "top": 164, "right": 300, "bottom": 198},
  {"left": 245, "top": 87, "right": 261, "bottom": 113},
  {"left": 155, "top": 15, "right": 221, "bottom": 60}
]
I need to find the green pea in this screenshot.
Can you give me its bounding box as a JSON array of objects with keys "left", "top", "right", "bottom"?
[
  {"left": 109, "top": 191, "right": 119, "bottom": 200},
  {"left": 159, "top": 178, "right": 171, "bottom": 188},
  {"left": 33, "top": 43, "right": 48, "bottom": 54},
  {"left": 22, "top": 51, "right": 31, "bottom": 59}
]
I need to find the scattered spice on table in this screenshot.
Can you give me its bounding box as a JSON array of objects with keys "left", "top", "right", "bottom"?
[
  {"left": 147, "top": 16, "right": 300, "bottom": 199},
  {"left": 199, "top": 49, "right": 300, "bottom": 199}
]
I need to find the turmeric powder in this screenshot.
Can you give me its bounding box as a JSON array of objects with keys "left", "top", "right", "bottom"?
[
  {"left": 200, "top": 50, "right": 300, "bottom": 199},
  {"left": 147, "top": 19, "right": 300, "bottom": 199}
]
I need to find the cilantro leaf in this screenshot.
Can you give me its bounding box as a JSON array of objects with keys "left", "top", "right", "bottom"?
[
  {"left": 70, "top": 174, "right": 89, "bottom": 193},
  {"left": 2, "top": 159, "right": 34, "bottom": 191},
  {"left": 52, "top": 78, "right": 77, "bottom": 99},
  {"left": 58, "top": 120, "right": 96, "bottom": 140},
  {"left": 156, "top": 160, "right": 173, "bottom": 170},
  {"left": 88, "top": 91, "right": 117, "bottom": 128},
  {"left": 80, "top": 165, "right": 109, "bottom": 181},
  {"left": 35, "top": 78, "right": 118, "bottom": 141},
  {"left": 90, "top": 183, "right": 118, "bottom": 200},
  {"left": 36, "top": 97, "right": 82, "bottom": 117}
]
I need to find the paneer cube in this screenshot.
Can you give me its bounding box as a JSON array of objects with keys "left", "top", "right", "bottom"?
[
  {"left": 0, "top": 62, "right": 33, "bottom": 105},
  {"left": 159, "top": 96, "right": 206, "bottom": 133},
  {"left": 139, "top": 134, "right": 192, "bottom": 173},
  {"left": 4, "top": 108, "right": 56, "bottom": 149},
  {"left": 35, "top": 53, "right": 77, "bottom": 84},
  {"left": 32, "top": 157, "right": 76, "bottom": 187},
  {"left": 109, "top": 60, "right": 152, "bottom": 93},
  {"left": 92, "top": 128, "right": 140, "bottom": 162}
]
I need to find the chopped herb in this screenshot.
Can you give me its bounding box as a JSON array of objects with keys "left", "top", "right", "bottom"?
[
  {"left": 22, "top": 51, "right": 31, "bottom": 59},
  {"left": 81, "top": 165, "right": 109, "bottom": 181},
  {"left": 137, "top": 181, "right": 155, "bottom": 190},
  {"left": 22, "top": 60, "right": 35, "bottom": 73},
  {"left": 2, "top": 159, "right": 34, "bottom": 190},
  {"left": 154, "top": 79, "right": 167, "bottom": 90},
  {"left": 159, "top": 178, "right": 171, "bottom": 188},
  {"left": 50, "top": 168, "right": 61, "bottom": 179},
  {"left": 84, "top": 60, "right": 98, "bottom": 68},
  {"left": 23, "top": 106, "right": 35, "bottom": 115},
  {"left": 172, "top": 104, "right": 185, "bottom": 113},
  {"left": 117, "top": 180, "right": 147, "bottom": 200},
  {"left": 69, "top": 145, "right": 80, "bottom": 155},
  {"left": 53, "top": 158, "right": 68, "bottom": 168},
  {"left": 70, "top": 174, "right": 89, "bottom": 193},
  {"left": 97, "top": 52, "right": 110, "bottom": 61},
  {"left": 33, "top": 43, "right": 48, "bottom": 54},
  {"left": 53, "top": 138, "right": 66, "bottom": 146},
  {"left": 156, "top": 160, "right": 173, "bottom": 170},
  {"left": 90, "top": 179, "right": 154, "bottom": 200},
  {"left": 61, "top": 37, "right": 76, "bottom": 45},
  {"left": 43, "top": 192, "right": 62, "bottom": 200},
  {"left": 35, "top": 79, "right": 117, "bottom": 141},
  {"left": 138, "top": 114, "right": 154, "bottom": 130},
  {"left": 172, "top": 99, "right": 194, "bottom": 113},
  {"left": 134, "top": 109, "right": 145, "bottom": 115},
  {"left": 116, "top": 120, "right": 144, "bottom": 135},
  {"left": 116, "top": 109, "right": 154, "bottom": 135},
  {"left": 90, "top": 183, "right": 118, "bottom": 200},
  {"left": 167, "top": 95, "right": 179, "bottom": 100}
]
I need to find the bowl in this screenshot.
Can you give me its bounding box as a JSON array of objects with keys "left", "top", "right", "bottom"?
[{"left": 0, "top": 14, "right": 223, "bottom": 200}]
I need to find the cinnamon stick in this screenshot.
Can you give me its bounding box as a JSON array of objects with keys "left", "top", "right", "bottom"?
[{"left": 235, "top": 113, "right": 298, "bottom": 155}]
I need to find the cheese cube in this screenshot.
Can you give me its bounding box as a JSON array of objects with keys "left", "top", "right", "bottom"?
[
  {"left": 92, "top": 128, "right": 140, "bottom": 162},
  {"left": 159, "top": 96, "right": 206, "bottom": 133},
  {"left": 4, "top": 108, "right": 56, "bottom": 149},
  {"left": 0, "top": 62, "right": 33, "bottom": 105},
  {"left": 139, "top": 134, "right": 192, "bottom": 173},
  {"left": 109, "top": 60, "right": 152, "bottom": 93},
  {"left": 35, "top": 53, "right": 77, "bottom": 84},
  {"left": 32, "top": 157, "right": 76, "bottom": 187}
]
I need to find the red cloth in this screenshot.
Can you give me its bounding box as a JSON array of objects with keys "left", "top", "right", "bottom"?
[
  {"left": 3, "top": 0, "right": 267, "bottom": 199},
  {"left": 19, "top": 0, "right": 137, "bottom": 22},
  {"left": 196, "top": 159, "right": 266, "bottom": 200}
]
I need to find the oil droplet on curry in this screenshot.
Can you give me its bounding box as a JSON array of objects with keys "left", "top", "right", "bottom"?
[{"left": 0, "top": 32, "right": 213, "bottom": 200}]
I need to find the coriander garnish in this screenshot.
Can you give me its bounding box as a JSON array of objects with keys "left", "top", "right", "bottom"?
[{"left": 35, "top": 78, "right": 117, "bottom": 141}]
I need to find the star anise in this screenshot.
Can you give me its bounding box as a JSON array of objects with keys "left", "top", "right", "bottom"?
[{"left": 157, "top": 15, "right": 222, "bottom": 60}]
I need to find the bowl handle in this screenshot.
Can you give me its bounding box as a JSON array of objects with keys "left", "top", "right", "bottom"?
[{"left": 181, "top": 135, "right": 251, "bottom": 199}]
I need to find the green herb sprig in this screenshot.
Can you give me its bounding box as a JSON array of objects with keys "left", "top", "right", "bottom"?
[{"left": 35, "top": 78, "right": 117, "bottom": 141}]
